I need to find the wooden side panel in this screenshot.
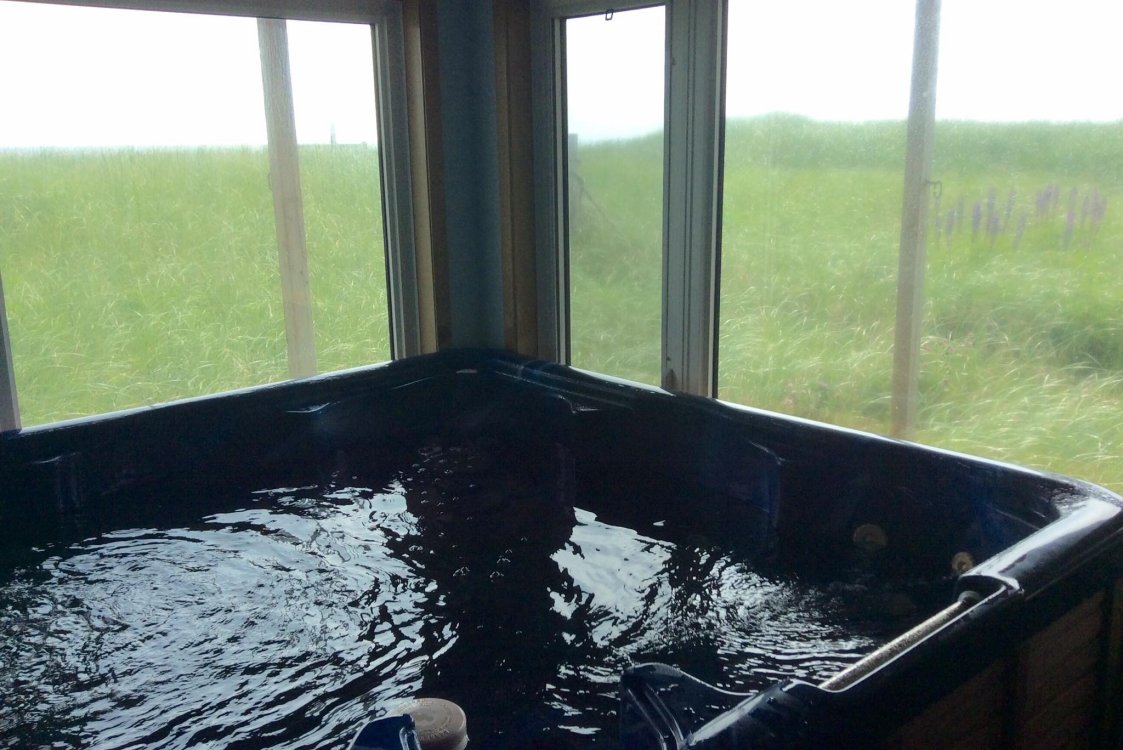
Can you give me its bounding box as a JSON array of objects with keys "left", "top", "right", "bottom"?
[
  {"left": 885, "top": 660, "right": 1006, "bottom": 750},
  {"left": 1016, "top": 593, "right": 1105, "bottom": 750},
  {"left": 1100, "top": 578, "right": 1123, "bottom": 745},
  {"left": 885, "top": 588, "right": 1118, "bottom": 750}
]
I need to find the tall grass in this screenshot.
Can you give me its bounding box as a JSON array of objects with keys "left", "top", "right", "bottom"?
[
  {"left": 572, "top": 117, "right": 1122, "bottom": 492},
  {"left": 0, "top": 145, "right": 387, "bottom": 422},
  {"left": 2, "top": 121, "right": 1120, "bottom": 493}
]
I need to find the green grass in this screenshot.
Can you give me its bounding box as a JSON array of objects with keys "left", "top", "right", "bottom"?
[
  {"left": 1, "top": 145, "right": 387, "bottom": 421},
  {"left": 2, "top": 120, "right": 1120, "bottom": 495},
  {"left": 572, "top": 117, "right": 1123, "bottom": 493}
]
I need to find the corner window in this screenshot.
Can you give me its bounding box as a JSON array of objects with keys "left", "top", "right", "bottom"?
[
  {"left": 0, "top": 0, "right": 413, "bottom": 427},
  {"left": 533, "top": 0, "right": 1121, "bottom": 494}
]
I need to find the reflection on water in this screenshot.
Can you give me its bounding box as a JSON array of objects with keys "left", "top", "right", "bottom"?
[{"left": 0, "top": 436, "right": 925, "bottom": 749}]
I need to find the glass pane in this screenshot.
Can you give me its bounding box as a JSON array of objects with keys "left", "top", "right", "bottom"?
[
  {"left": 718, "top": 0, "right": 914, "bottom": 431},
  {"left": 924, "top": 0, "right": 1123, "bottom": 492},
  {"left": 288, "top": 21, "right": 389, "bottom": 374},
  {"left": 565, "top": 6, "right": 664, "bottom": 385},
  {"left": 0, "top": 3, "right": 388, "bottom": 426}
]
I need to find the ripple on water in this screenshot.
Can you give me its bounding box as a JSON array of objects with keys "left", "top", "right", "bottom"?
[{"left": 1, "top": 449, "right": 933, "bottom": 749}]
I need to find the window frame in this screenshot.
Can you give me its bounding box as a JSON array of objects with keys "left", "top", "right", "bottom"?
[
  {"left": 530, "top": 0, "right": 726, "bottom": 396},
  {"left": 0, "top": 0, "right": 422, "bottom": 431}
]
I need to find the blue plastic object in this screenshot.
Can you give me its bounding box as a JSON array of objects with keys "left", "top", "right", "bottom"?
[{"left": 349, "top": 715, "right": 423, "bottom": 750}]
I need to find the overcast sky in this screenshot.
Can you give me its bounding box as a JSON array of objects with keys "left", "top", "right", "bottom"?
[
  {"left": 568, "top": 0, "right": 1123, "bottom": 141},
  {"left": 1, "top": 0, "right": 1121, "bottom": 148}
]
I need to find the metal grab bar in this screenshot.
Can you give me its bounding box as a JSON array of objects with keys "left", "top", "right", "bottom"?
[{"left": 820, "top": 591, "right": 982, "bottom": 691}]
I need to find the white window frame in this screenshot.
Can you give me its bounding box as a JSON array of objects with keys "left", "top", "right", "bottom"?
[
  {"left": 533, "top": 0, "right": 940, "bottom": 429},
  {"left": 0, "top": 0, "right": 421, "bottom": 431},
  {"left": 531, "top": 0, "right": 726, "bottom": 396}
]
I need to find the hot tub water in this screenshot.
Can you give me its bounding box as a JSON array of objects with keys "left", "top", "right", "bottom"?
[{"left": 1, "top": 437, "right": 937, "bottom": 749}]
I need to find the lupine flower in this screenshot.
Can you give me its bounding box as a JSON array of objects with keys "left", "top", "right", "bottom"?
[
  {"left": 987, "top": 210, "right": 1001, "bottom": 241},
  {"left": 1063, "top": 204, "right": 1076, "bottom": 249},
  {"left": 1035, "top": 187, "right": 1051, "bottom": 218},
  {"left": 971, "top": 202, "right": 982, "bottom": 240}
]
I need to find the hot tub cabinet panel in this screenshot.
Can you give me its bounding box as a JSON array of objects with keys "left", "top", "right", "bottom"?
[{"left": 2, "top": 350, "right": 1122, "bottom": 749}]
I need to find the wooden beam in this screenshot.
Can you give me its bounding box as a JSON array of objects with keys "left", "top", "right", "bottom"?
[
  {"left": 402, "top": 0, "right": 451, "bottom": 351},
  {"left": 494, "top": 0, "right": 539, "bottom": 356},
  {"left": 890, "top": 0, "right": 940, "bottom": 437},
  {"left": 0, "top": 271, "right": 20, "bottom": 431},
  {"left": 258, "top": 17, "right": 317, "bottom": 378}
]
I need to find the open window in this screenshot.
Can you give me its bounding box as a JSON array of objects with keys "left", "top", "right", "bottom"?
[
  {"left": 0, "top": 0, "right": 417, "bottom": 429},
  {"left": 531, "top": 0, "right": 722, "bottom": 392},
  {"left": 532, "top": 0, "right": 1121, "bottom": 492}
]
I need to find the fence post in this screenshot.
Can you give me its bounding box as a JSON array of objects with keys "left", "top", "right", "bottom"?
[
  {"left": 258, "top": 18, "right": 317, "bottom": 379},
  {"left": 891, "top": 0, "right": 941, "bottom": 437}
]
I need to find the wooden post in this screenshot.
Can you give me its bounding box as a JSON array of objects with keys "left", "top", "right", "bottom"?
[
  {"left": 402, "top": 0, "right": 452, "bottom": 352},
  {"left": 891, "top": 0, "right": 940, "bottom": 437},
  {"left": 258, "top": 18, "right": 316, "bottom": 378},
  {"left": 0, "top": 271, "right": 20, "bottom": 431}
]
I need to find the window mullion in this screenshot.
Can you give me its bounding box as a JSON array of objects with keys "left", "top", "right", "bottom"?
[
  {"left": 661, "top": 0, "right": 725, "bottom": 396},
  {"left": 372, "top": 5, "right": 422, "bottom": 358}
]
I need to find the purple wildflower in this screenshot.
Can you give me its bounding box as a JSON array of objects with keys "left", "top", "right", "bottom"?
[
  {"left": 971, "top": 202, "right": 982, "bottom": 240},
  {"left": 1036, "top": 187, "right": 1050, "bottom": 218}
]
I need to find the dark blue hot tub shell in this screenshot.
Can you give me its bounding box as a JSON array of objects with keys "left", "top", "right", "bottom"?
[{"left": 2, "top": 349, "right": 1122, "bottom": 749}]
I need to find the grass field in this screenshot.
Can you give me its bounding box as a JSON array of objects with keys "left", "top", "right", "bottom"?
[
  {"left": 1, "top": 144, "right": 388, "bottom": 420},
  {"left": 571, "top": 116, "right": 1122, "bottom": 492},
  {"left": 2, "top": 119, "right": 1121, "bottom": 492}
]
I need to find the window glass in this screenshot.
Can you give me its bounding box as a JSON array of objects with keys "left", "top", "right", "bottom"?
[
  {"left": 0, "top": 2, "right": 388, "bottom": 425},
  {"left": 923, "top": 0, "right": 1122, "bottom": 491},
  {"left": 564, "top": 6, "right": 665, "bottom": 385},
  {"left": 288, "top": 21, "right": 389, "bottom": 374},
  {"left": 718, "top": 0, "right": 914, "bottom": 431}
]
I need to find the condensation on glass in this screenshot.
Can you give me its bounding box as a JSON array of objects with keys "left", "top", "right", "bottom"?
[
  {"left": 0, "top": 2, "right": 389, "bottom": 426},
  {"left": 564, "top": 6, "right": 665, "bottom": 386}
]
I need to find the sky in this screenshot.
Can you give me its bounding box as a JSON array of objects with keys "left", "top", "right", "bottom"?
[
  {"left": 0, "top": 1, "right": 377, "bottom": 148},
  {"left": 0, "top": 0, "right": 1121, "bottom": 148},
  {"left": 565, "top": 0, "right": 1123, "bottom": 141}
]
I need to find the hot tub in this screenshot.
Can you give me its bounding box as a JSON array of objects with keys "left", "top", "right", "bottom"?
[{"left": 2, "top": 350, "right": 1122, "bottom": 749}]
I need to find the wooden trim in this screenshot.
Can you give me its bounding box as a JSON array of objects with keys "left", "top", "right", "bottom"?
[
  {"left": 0, "top": 271, "right": 20, "bottom": 431},
  {"left": 1100, "top": 578, "right": 1123, "bottom": 746},
  {"left": 494, "top": 0, "right": 539, "bottom": 356},
  {"left": 258, "top": 17, "right": 317, "bottom": 378},
  {"left": 402, "top": 0, "right": 450, "bottom": 351}
]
